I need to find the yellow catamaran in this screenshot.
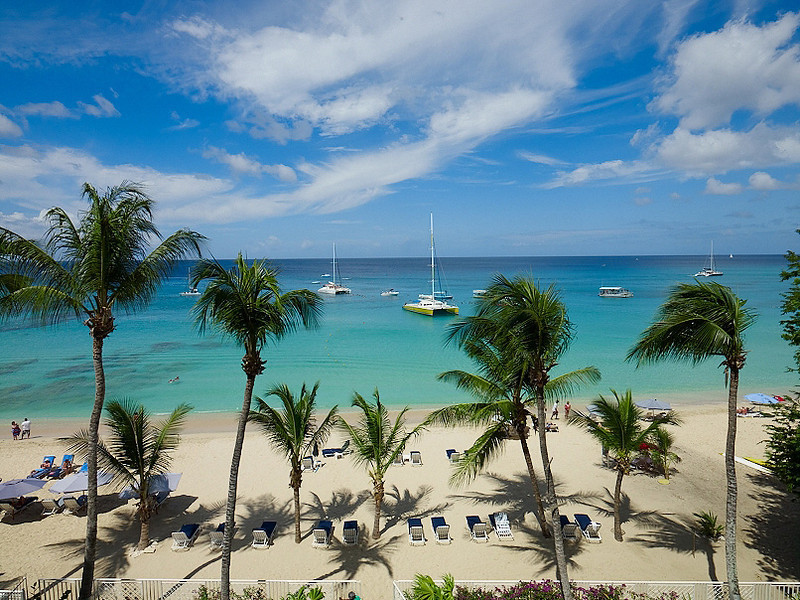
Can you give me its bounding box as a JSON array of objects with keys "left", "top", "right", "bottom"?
[{"left": 403, "top": 213, "right": 459, "bottom": 316}]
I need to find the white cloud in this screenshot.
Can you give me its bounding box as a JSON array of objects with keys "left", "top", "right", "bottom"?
[
  {"left": 78, "top": 94, "right": 120, "bottom": 118},
  {"left": 518, "top": 151, "right": 566, "bottom": 166},
  {"left": 0, "top": 114, "right": 23, "bottom": 137},
  {"left": 545, "top": 159, "right": 657, "bottom": 188},
  {"left": 749, "top": 171, "right": 781, "bottom": 190},
  {"left": 704, "top": 177, "right": 743, "bottom": 195},
  {"left": 16, "top": 101, "right": 74, "bottom": 118},
  {"left": 202, "top": 145, "right": 297, "bottom": 182},
  {"left": 653, "top": 13, "right": 800, "bottom": 129}
]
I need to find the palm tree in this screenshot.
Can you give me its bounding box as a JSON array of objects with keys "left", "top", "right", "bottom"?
[
  {"left": 66, "top": 399, "right": 192, "bottom": 550},
  {"left": 569, "top": 389, "right": 674, "bottom": 541},
  {"left": 250, "top": 382, "right": 338, "bottom": 543},
  {"left": 649, "top": 426, "right": 681, "bottom": 481},
  {"left": 432, "top": 274, "right": 599, "bottom": 600},
  {"left": 0, "top": 182, "right": 203, "bottom": 599},
  {"left": 191, "top": 255, "right": 322, "bottom": 600},
  {"left": 627, "top": 281, "right": 755, "bottom": 600},
  {"left": 339, "top": 389, "right": 425, "bottom": 539}
]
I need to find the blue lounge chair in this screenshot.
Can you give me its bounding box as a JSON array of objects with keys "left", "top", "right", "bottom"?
[
  {"left": 431, "top": 516, "right": 451, "bottom": 544},
  {"left": 343, "top": 520, "right": 358, "bottom": 545},
  {"left": 46, "top": 455, "right": 75, "bottom": 479},
  {"left": 466, "top": 515, "right": 488, "bottom": 542},
  {"left": 445, "top": 449, "right": 461, "bottom": 463},
  {"left": 574, "top": 513, "right": 602, "bottom": 542},
  {"left": 408, "top": 517, "right": 425, "bottom": 545},
  {"left": 312, "top": 519, "right": 333, "bottom": 547},
  {"left": 78, "top": 462, "right": 88, "bottom": 473},
  {"left": 30, "top": 455, "right": 56, "bottom": 479},
  {"left": 560, "top": 515, "right": 578, "bottom": 540},
  {"left": 171, "top": 523, "right": 201, "bottom": 550},
  {"left": 252, "top": 520, "right": 277, "bottom": 548},
  {"left": 322, "top": 440, "right": 351, "bottom": 458}
]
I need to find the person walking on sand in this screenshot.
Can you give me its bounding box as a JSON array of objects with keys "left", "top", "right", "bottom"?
[
  {"left": 551, "top": 400, "right": 559, "bottom": 420},
  {"left": 564, "top": 401, "right": 571, "bottom": 420},
  {"left": 20, "top": 417, "right": 31, "bottom": 439},
  {"left": 11, "top": 421, "right": 20, "bottom": 440}
]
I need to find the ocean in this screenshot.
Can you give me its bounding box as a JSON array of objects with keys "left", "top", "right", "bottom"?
[{"left": 0, "top": 254, "right": 795, "bottom": 420}]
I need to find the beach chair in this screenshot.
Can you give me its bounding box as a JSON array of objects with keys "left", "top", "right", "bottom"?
[
  {"left": 409, "top": 451, "right": 423, "bottom": 466},
  {"left": 574, "top": 513, "right": 602, "bottom": 542},
  {"left": 41, "top": 497, "right": 63, "bottom": 516},
  {"left": 252, "top": 520, "right": 277, "bottom": 549},
  {"left": 560, "top": 515, "right": 579, "bottom": 540},
  {"left": 152, "top": 491, "right": 170, "bottom": 512},
  {"left": 489, "top": 512, "right": 514, "bottom": 540},
  {"left": 466, "top": 515, "right": 489, "bottom": 542},
  {"left": 408, "top": 517, "right": 425, "bottom": 545},
  {"left": 322, "top": 440, "right": 351, "bottom": 458},
  {"left": 30, "top": 455, "right": 57, "bottom": 479},
  {"left": 171, "top": 523, "right": 201, "bottom": 550},
  {"left": 78, "top": 462, "right": 88, "bottom": 473},
  {"left": 0, "top": 497, "right": 37, "bottom": 520},
  {"left": 392, "top": 453, "right": 405, "bottom": 466},
  {"left": 46, "top": 455, "right": 75, "bottom": 479},
  {"left": 312, "top": 520, "right": 333, "bottom": 548},
  {"left": 431, "top": 516, "right": 451, "bottom": 544},
  {"left": 445, "top": 449, "right": 461, "bottom": 463},
  {"left": 343, "top": 520, "right": 358, "bottom": 545},
  {"left": 209, "top": 523, "right": 226, "bottom": 550},
  {"left": 302, "top": 456, "right": 319, "bottom": 472},
  {"left": 62, "top": 495, "right": 87, "bottom": 515}
]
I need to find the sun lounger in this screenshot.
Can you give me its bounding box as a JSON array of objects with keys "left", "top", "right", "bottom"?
[
  {"left": 392, "top": 453, "right": 405, "bottom": 466},
  {"left": 408, "top": 517, "right": 426, "bottom": 545},
  {"left": 466, "top": 515, "right": 489, "bottom": 542},
  {"left": 0, "top": 496, "right": 37, "bottom": 520},
  {"left": 431, "top": 516, "right": 451, "bottom": 544},
  {"left": 343, "top": 520, "right": 358, "bottom": 545},
  {"left": 489, "top": 512, "right": 513, "bottom": 540},
  {"left": 209, "top": 523, "right": 226, "bottom": 549},
  {"left": 560, "top": 515, "right": 579, "bottom": 540},
  {"left": 409, "top": 451, "right": 423, "bottom": 466},
  {"left": 574, "top": 513, "right": 602, "bottom": 542},
  {"left": 30, "top": 455, "right": 57, "bottom": 479},
  {"left": 41, "top": 497, "right": 63, "bottom": 516},
  {"left": 151, "top": 491, "right": 170, "bottom": 512},
  {"left": 312, "top": 519, "right": 333, "bottom": 548},
  {"left": 252, "top": 520, "right": 277, "bottom": 548},
  {"left": 46, "top": 455, "right": 75, "bottom": 479},
  {"left": 322, "top": 440, "right": 351, "bottom": 458},
  {"left": 445, "top": 449, "right": 461, "bottom": 463},
  {"left": 171, "top": 523, "right": 201, "bottom": 550},
  {"left": 302, "top": 456, "right": 321, "bottom": 472},
  {"left": 62, "top": 495, "right": 87, "bottom": 515},
  {"left": 78, "top": 462, "right": 88, "bottom": 473}
]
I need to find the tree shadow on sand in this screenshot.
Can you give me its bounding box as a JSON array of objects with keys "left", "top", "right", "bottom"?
[
  {"left": 303, "top": 488, "right": 372, "bottom": 542},
  {"left": 312, "top": 529, "right": 403, "bottom": 580},
  {"left": 578, "top": 487, "right": 662, "bottom": 534},
  {"left": 381, "top": 485, "right": 451, "bottom": 534},
  {"left": 742, "top": 472, "right": 800, "bottom": 579},
  {"left": 629, "top": 513, "right": 721, "bottom": 581}
]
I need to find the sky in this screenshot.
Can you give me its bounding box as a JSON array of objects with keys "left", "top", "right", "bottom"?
[{"left": 1, "top": 1, "right": 799, "bottom": 259}]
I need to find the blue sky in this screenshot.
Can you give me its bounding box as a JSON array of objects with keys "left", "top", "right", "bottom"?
[{"left": 1, "top": 1, "right": 799, "bottom": 258}]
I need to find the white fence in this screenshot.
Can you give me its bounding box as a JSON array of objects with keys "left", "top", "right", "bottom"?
[
  {"left": 30, "top": 578, "right": 359, "bottom": 600},
  {"left": 393, "top": 580, "right": 800, "bottom": 600}
]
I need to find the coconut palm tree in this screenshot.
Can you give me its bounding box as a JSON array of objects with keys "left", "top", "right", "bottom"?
[
  {"left": 66, "top": 399, "right": 192, "bottom": 550},
  {"left": 649, "top": 426, "right": 681, "bottom": 481},
  {"left": 569, "top": 389, "right": 675, "bottom": 541},
  {"left": 339, "top": 389, "right": 425, "bottom": 539},
  {"left": 627, "top": 281, "right": 755, "bottom": 600},
  {"left": 250, "top": 382, "right": 338, "bottom": 543},
  {"left": 191, "top": 255, "right": 322, "bottom": 600},
  {"left": 0, "top": 182, "right": 203, "bottom": 599},
  {"left": 432, "top": 274, "right": 599, "bottom": 599}
]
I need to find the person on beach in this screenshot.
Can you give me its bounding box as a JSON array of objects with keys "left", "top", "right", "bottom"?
[
  {"left": 564, "top": 401, "right": 571, "bottom": 420},
  {"left": 11, "top": 421, "right": 20, "bottom": 440},
  {"left": 20, "top": 417, "right": 30, "bottom": 439},
  {"left": 551, "top": 400, "right": 559, "bottom": 419}
]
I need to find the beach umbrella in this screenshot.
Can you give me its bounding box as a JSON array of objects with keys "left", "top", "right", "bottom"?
[
  {"left": 0, "top": 478, "right": 48, "bottom": 500},
  {"left": 635, "top": 399, "right": 672, "bottom": 412},
  {"left": 586, "top": 404, "right": 602, "bottom": 416},
  {"left": 745, "top": 393, "right": 779, "bottom": 405},
  {"left": 119, "top": 473, "right": 182, "bottom": 500},
  {"left": 49, "top": 472, "right": 113, "bottom": 495}
]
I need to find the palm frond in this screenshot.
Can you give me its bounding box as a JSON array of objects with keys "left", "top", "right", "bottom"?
[{"left": 449, "top": 421, "right": 508, "bottom": 486}]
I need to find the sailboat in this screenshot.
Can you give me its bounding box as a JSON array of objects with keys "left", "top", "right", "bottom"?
[
  {"left": 318, "top": 243, "right": 351, "bottom": 295},
  {"left": 695, "top": 241, "right": 723, "bottom": 277},
  {"left": 403, "top": 214, "right": 459, "bottom": 316},
  {"left": 179, "top": 273, "right": 200, "bottom": 296}
]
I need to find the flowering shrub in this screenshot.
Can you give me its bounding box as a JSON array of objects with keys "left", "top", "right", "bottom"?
[{"left": 450, "top": 580, "right": 682, "bottom": 600}]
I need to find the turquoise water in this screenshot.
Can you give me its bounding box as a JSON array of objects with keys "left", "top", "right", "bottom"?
[{"left": 0, "top": 255, "right": 795, "bottom": 420}]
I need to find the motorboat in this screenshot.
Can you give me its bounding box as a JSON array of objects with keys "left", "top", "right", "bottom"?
[
  {"left": 473, "top": 289, "right": 487, "bottom": 298},
  {"left": 598, "top": 286, "right": 633, "bottom": 298},
  {"left": 381, "top": 289, "right": 399, "bottom": 296},
  {"left": 403, "top": 214, "right": 458, "bottom": 316},
  {"left": 318, "top": 244, "right": 351, "bottom": 295},
  {"left": 695, "top": 241, "right": 723, "bottom": 277}
]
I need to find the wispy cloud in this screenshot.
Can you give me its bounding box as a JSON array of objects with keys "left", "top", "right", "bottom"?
[{"left": 15, "top": 95, "right": 120, "bottom": 119}]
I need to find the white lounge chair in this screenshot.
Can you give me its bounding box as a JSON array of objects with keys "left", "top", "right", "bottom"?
[
  {"left": 392, "top": 453, "right": 405, "bottom": 466},
  {"left": 41, "top": 497, "right": 63, "bottom": 516},
  {"left": 312, "top": 520, "right": 333, "bottom": 548},
  {"left": 560, "top": 515, "right": 579, "bottom": 540},
  {"left": 343, "top": 520, "right": 358, "bottom": 545},
  {"left": 431, "top": 516, "right": 451, "bottom": 544},
  {"left": 171, "top": 523, "right": 200, "bottom": 550},
  {"left": 252, "top": 520, "right": 277, "bottom": 549},
  {"left": 574, "top": 513, "right": 602, "bottom": 542},
  {"left": 408, "top": 518, "right": 425, "bottom": 545},
  {"left": 466, "top": 515, "right": 488, "bottom": 542},
  {"left": 302, "top": 456, "right": 320, "bottom": 472},
  {"left": 489, "top": 512, "right": 513, "bottom": 540},
  {"left": 62, "top": 495, "right": 87, "bottom": 515},
  {"left": 209, "top": 523, "right": 226, "bottom": 550},
  {"left": 409, "top": 451, "right": 423, "bottom": 466},
  {"left": 0, "top": 497, "right": 37, "bottom": 520}
]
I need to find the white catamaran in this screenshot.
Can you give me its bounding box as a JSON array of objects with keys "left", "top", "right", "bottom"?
[
  {"left": 695, "top": 241, "right": 723, "bottom": 277},
  {"left": 403, "top": 214, "right": 458, "bottom": 316},
  {"left": 318, "top": 243, "right": 351, "bottom": 295}
]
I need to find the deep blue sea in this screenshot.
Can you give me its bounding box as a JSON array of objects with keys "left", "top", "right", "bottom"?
[{"left": 0, "top": 255, "right": 795, "bottom": 420}]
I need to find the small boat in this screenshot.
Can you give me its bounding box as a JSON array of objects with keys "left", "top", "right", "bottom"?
[
  {"left": 403, "top": 214, "right": 458, "bottom": 316},
  {"left": 318, "top": 244, "right": 351, "bottom": 295},
  {"left": 381, "top": 289, "right": 399, "bottom": 297},
  {"left": 311, "top": 281, "right": 321, "bottom": 284},
  {"left": 179, "top": 274, "right": 200, "bottom": 296},
  {"left": 695, "top": 241, "right": 723, "bottom": 277},
  {"left": 321, "top": 273, "right": 331, "bottom": 277},
  {"left": 598, "top": 286, "right": 633, "bottom": 298},
  {"left": 473, "top": 289, "right": 487, "bottom": 298}
]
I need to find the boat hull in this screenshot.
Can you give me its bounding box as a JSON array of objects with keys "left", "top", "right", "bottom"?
[{"left": 403, "top": 303, "right": 459, "bottom": 316}]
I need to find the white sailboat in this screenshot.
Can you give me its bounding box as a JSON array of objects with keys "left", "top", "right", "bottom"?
[
  {"left": 695, "top": 241, "right": 723, "bottom": 277},
  {"left": 179, "top": 273, "right": 200, "bottom": 296},
  {"left": 318, "top": 243, "right": 351, "bottom": 295},
  {"left": 403, "top": 214, "right": 458, "bottom": 316}
]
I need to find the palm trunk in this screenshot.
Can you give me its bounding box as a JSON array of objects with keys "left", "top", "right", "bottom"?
[
  {"left": 517, "top": 423, "right": 550, "bottom": 537},
  {"left": 79, "top": 335, "right": 105, "bottom": 600},
  {"left": 220, "top": 372, "right": 256, "bottom": 600},
  {"left": 724, "top": 367, "right": 741, "bottom": 600},
  {"left": 138, "top": 504, "right": 151, "bottom": 551},
  {"left": 372, "top": 479, "right": 384, "bottom": 539},
  {"left": 536, "top": 395, "right": 573, "bottom": 600},
  {"left": 613, "top": 467, "right": 625, "bottom": 541},
  {"left": 293, "top": 483, "right": 302, "bottom": 543}
]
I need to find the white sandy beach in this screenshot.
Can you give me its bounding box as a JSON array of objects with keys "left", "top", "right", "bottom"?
[{"left": 1, "top": 399, "right": 799, "bottom": 598}]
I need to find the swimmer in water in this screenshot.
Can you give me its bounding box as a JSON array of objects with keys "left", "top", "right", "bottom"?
[{"left": 168, "top": 376, "right": 180, "bottom": 383}]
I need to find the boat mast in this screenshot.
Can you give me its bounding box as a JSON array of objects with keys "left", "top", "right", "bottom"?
[
  {"left": 332, "top": 243, "right": 337, "bottom": 286},
  {"left": 710, "top": 241, "right": 714, "bottom": 272},
  {"left": 430, "top": 213, "right": 435, "bottom": 299}
]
